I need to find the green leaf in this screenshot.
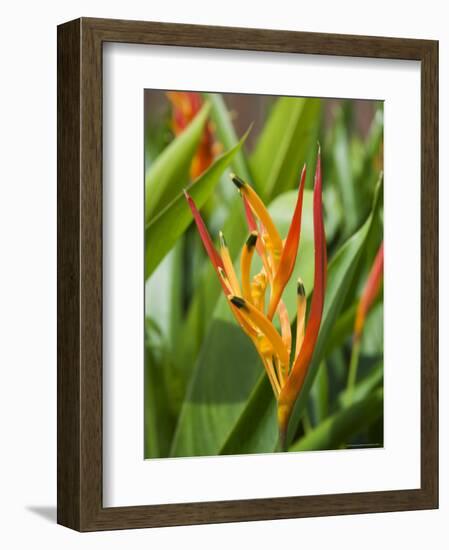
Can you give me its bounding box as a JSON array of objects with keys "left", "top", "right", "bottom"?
[
  {"left": 220, "top": 360, "right": 382, "bottom": 456},
  {"left": 145, "top": 243, "right": 187, "bottom": 424},
  {"left": 290, "top": 388, "right": 383, "bottom": 452},
  {"left": 145, "top": 102, "right": 211, "bottom": 223},
  {"left": 339, "top": 362, "right": 383, "bottom": 408},
  {"left": 145, "top": 131, "right": 248, "bottom": 278},
  {"left": 144, "top": 324, "right": 177, "bottom": 458},
  {"left": 220, "top": 374, "right": 277, "bottom": 455},
  {"left": 323, "top": 304, "right": 356, "bottom": 356},
  {"left": 145, "top": 241, "right": 183, "bottom": 344},
  {"left": 169, "top": 320, "right": 263, "bottom": 457},
  {"left": 249, "top": 97, "right": 321, "bottom": 200},
  {"left": 332, "top": 104, "right": 383, "bottom": 240},
  {"left": 332, "top": 107, "right": 360, "bottom": 236},
  {"left": 361, "top": 300, "right": 383, "bottom": 356},
  {"left": 206, "top": 93, "right": 252, "bottom": 181},
  {"left": 309, "top": 361, "right": 329, "bottom": 426}
]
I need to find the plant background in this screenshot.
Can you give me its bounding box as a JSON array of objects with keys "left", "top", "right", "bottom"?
[{"left": 144, "top": 90, "right": 383, "bottom": 459}]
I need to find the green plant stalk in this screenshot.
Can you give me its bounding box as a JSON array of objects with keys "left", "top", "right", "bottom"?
[
  {"left": 346, "top": 336, "right": 361, "bottom": 401},
  {"left": 276, "top": 426, "right": 288, "bottom": 452},
  {"left": 302, "top": 411, "right": 313, "bottom": 435},
  {"left": 290, "top": 387, "right": 383, "bottom": 452},
  {"left": 204, "top": 92, "right": 253, "bottom": 182}
]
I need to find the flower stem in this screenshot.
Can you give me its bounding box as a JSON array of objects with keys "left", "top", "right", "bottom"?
[
  {"left": 346, "top": 337, "right": 361, "bottom": 402},
  {"left": 277, "top": 427, "right": 288, "bottom": 452}
]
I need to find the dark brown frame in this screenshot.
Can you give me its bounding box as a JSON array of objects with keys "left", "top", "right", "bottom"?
[{"left": 57, "top": 17, "right": 438, "bottom": 531}]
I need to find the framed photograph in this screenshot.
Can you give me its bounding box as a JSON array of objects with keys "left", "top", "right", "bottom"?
[{"left": 57, "top": 17, "right": 438, "bottom": 531}]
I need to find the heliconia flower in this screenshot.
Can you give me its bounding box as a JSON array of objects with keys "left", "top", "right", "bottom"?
[
  {"left": 267, "top": 165, "right": 306, "bottom": 320},
  {"left": 354, "top": 242, "right": 384, "bottom": 341},
  {"left": 184, "top": 147, "right": 327, "bottom": 450},
  {"left": 277, "top": 152, "right": 327, "bottom": 444},
  {"left": 166, "top": 92, "right": 219, "bottom": 179},
  {"left": 347, "top": 241, "right": 384, "bottom": 397}
]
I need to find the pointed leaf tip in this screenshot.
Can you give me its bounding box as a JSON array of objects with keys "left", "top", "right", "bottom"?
[
  {"left": 185, "top": 192, "right": 224, "bottom": 273},
  {"left": 266, "top": 164, "right": 307, "bottom": 320}
]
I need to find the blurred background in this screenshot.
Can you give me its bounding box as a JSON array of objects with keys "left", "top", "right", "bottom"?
[{"left": 145, "top": 92, "right": 379, "bottom": 155}]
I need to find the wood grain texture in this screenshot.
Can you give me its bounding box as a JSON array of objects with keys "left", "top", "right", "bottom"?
[
  {"left": 57, "top": 19, "right": 81, "bottom": 531},
  {"left": 57, "top": 17, "right": 439, "bottom": 532}
]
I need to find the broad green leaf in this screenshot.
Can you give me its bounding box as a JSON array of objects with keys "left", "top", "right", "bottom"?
[
  {"left": 144, "top": 326, "right": 177, "bottom": 458},
  {"left": 309, "top": 361, "right": 329, "bottom": 426},
  {"left": 333, "top": 107, "right": 360, "bottom": 236},
  {"left": 145, "top": 102, "right": 210, "bottom": 223},
  {"left": 290, "top": 388, "right": 383, "bottom": 452},
  {"left": 220, "top": 374, "right": 277, "bottom": 455},
  {"left": 250, "top": 97, "right": 321, "bottom": 200},
  {"left": 323, "top": 293, "right": 382, "bottom": 359},
  {"left": 323, "top": 304, "right": 356, "bottom": 356},
  {"left": 145, "top": 242, "right": 187, "bottom": 425},
  {"left": 145, "top": 241, "right": 183, "bottom": 344},
  {"left": 169, "top": 320, "right": 262, "bottom": 457},
  {"left": 217, "top": 371, "right": 275, "bottom": 455},
  {"left": 322, "top": 184, "right": 343, "bottom": 243},
  {"left": 206, "top": 93, "right": 252, "bottom": 181},
  {"left": 145, "top": 132, "right": 247, "bottom": 278},
  {"left": 215, "top": 177, "right": 383, "bottom": 454}
]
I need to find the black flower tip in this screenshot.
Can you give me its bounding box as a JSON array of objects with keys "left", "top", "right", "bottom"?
[
  {"left": 230, "top": 296, "right": 246, "bottom": 309},
  {"left": 246, "top": 231, "right": 258, "bottom": 250},
  {"left": 230, "top": 173, "right": 245, "bottom": 189},
  {"left": 297, "top": 279, "right": 306, "bottom": 296}
]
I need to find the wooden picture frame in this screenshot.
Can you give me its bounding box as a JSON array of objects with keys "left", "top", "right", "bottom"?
[{"left": 57, "top": 17, "right": 438, "bottom": 531}]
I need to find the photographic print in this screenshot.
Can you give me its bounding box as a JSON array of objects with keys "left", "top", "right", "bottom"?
[
  {"left": 144, "top": 90, "right": 384, "bottom": 459},
  {"left": 57, "top": 19, "right": 438, "bottom": 529}
]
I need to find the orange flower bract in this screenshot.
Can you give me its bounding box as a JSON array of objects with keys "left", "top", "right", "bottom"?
[
  {"left": 354, "top": 241, "right": 384, "bottom": 340},
  {"left": 185, "top": 147, "right": 327, "bottom": 449},
  {"left": 167, "top": 91, "right": 218, "bottom": 179}
]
